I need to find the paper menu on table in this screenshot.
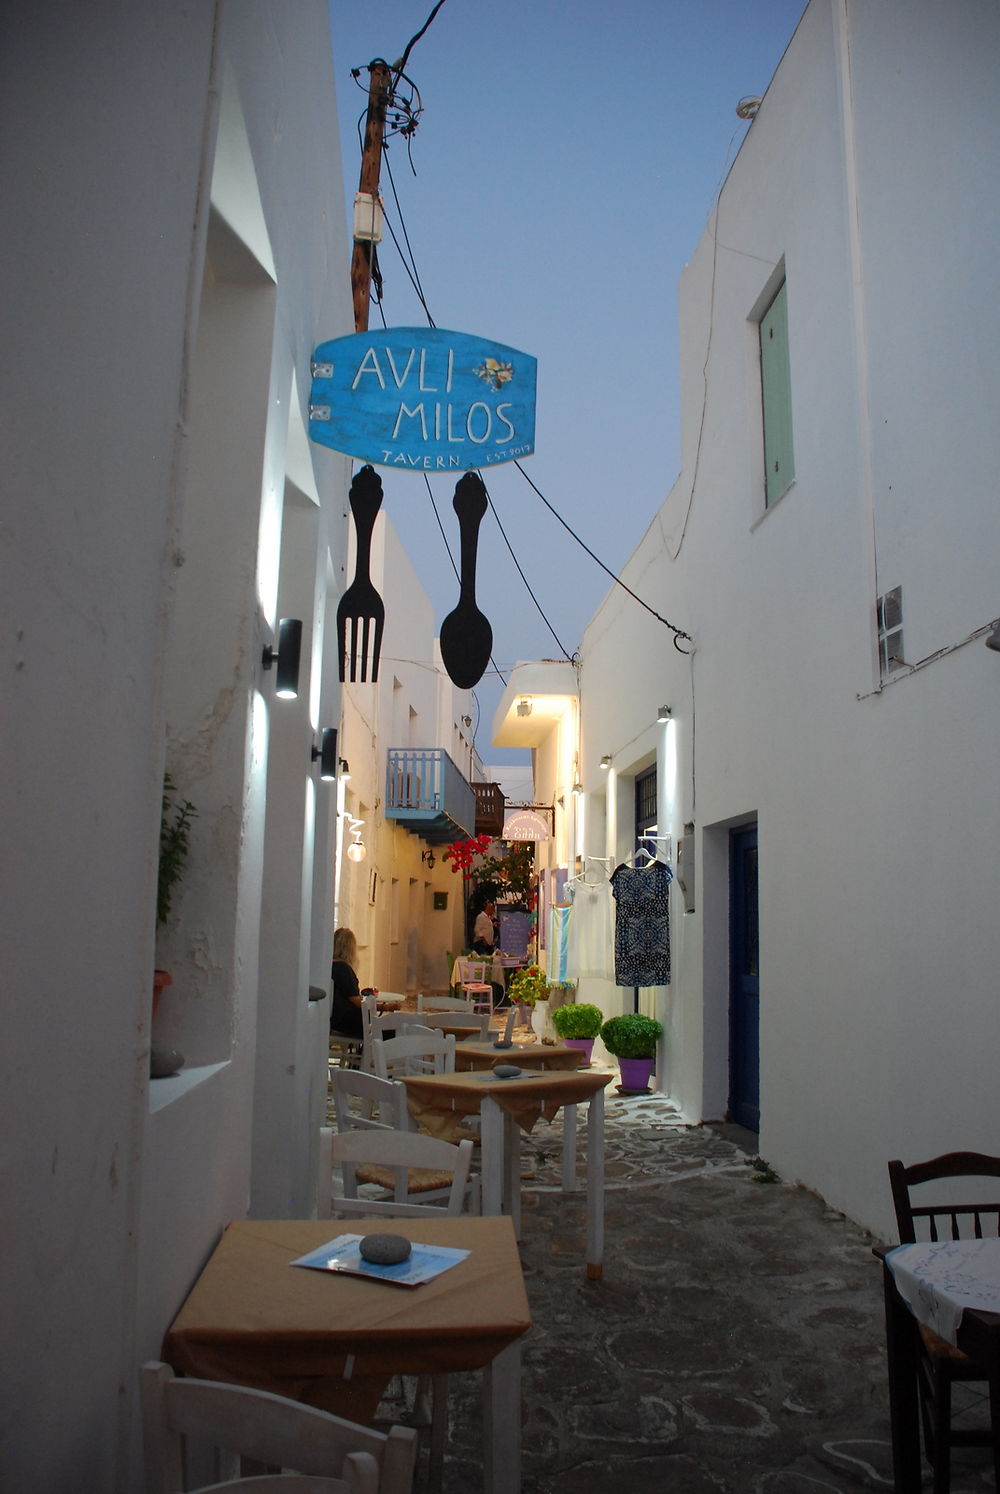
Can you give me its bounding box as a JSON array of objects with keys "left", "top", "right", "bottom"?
[{"left": 291, "top": 1234, "right": 470, "bottom": 1288}]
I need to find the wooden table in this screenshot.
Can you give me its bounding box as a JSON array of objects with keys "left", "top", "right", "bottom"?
[
  {"left": 454, "top": 1039, "right": 585, "bottom": 1073},
  {"left": 402, "top": 1068, "right": 612, "bottom": 1278},
  {"left": 164, "top": 1216, "right": 530, "bottom": 1494},
  {"left": 879, "top": 1240, "right": 1000, "bottom": 1490}
]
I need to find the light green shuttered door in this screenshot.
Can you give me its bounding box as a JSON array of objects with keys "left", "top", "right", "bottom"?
[{"left": 760, "top": 280, "right": 794, "bottom": 506}]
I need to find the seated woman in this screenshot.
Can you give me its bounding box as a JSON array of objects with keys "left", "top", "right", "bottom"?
[{"left": 330, "top": 926, "right": 364, "bottom": 1039}]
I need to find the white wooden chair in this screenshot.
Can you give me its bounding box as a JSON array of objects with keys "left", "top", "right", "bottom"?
[
  {"left": 371, "top": 1031, "right": 455, "bottom": 1081},
  {"left": 452, "top": 958, "right": 493, "bottom": 1014},
  {"left": 328, "top": 1067, "right": 409, "bottom": 1135},
  {"left": 359, "top": 997, "right": 429, "bottom": 1073},
  {"left": 320, "top": 1128, "right": 477, "bottom": 1219},
  {"left": 328, "top": 1032, "right": 363, "bottom": 1071},
  {"left": 139, "top": 1360, "right": 417, "bottom": 1494},
  {"left": 323, "top": 1071, "right": 476, "bottom": 1213},
  {"left": 315, "top": 1130, "right": 478, "bottom": 1484},
  {"left": 182, "top": 1479, "right": 358, "bottom": 1493},
  {"left": 416, "top": 993, "right": 475, "bottom": 1013},
  {"left": 414, "top": 1010, "right": 490, "bottom": 1040}
]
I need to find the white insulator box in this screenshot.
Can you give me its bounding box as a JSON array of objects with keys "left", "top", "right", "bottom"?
[{"left": 353, "top": 191, "right": 384, "bottom": 243}]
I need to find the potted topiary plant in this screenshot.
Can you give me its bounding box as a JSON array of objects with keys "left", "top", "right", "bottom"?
[
  {"left": 155, "top": 774, "right": 197, "bottom": 1016},
  {"left": 600, "top": 1013, "right": 663, "bottom": 1094},
  {"left": 550, "top": 1002, "right": 604, "bottom": 1066}
]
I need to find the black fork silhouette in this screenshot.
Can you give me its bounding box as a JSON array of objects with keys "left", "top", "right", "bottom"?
[{"left": 337, "top": 465, "right": 385, "bottom": 683}]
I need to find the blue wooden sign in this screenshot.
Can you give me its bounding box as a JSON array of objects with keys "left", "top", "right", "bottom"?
[{"left": 309, "top": 327, "right": 536, "bottom": 472}]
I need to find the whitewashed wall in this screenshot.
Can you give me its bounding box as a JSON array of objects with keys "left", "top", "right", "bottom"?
[
  {"left": 1, "top": 3, "right": 352, "bottom": 1487},
  {"left": 336, "top": 510, "right": 474, "bottom": 994},
  {"left": 578, "top": 0, "right": 1000, "bottom": 1240}
]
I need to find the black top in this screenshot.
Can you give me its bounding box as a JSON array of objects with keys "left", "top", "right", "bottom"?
[{"left": 330, "top": 959, "right": 363, "bottom": 1037}]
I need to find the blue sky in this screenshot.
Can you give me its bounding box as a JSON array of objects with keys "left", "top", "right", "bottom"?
[{"left": 328, "top": 0, "right": 805, "bottom": 763}]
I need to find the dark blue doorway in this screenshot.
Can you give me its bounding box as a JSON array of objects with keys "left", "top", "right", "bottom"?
[{"left": 729, "top": 825, "right": 759, "bottom": 1131}]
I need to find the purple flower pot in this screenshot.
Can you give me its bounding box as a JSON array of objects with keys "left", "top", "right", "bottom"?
[
  {"left": 563, "top": 1037, "right": 595, "bottom": 1066},
  {"left": 617, "top": 1056, "right": 655, "bottom": 1093}
]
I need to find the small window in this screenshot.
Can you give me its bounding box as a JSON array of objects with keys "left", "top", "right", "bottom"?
[
  {"left": 759, "top": 279, "right": 795, "bottom": 506},
  {"left": 877, "top": 586, "right": 905, "bottom": 676}
]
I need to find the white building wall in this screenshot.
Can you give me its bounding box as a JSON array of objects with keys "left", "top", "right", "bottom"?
[
  {"left": 336, "top": 510, "right": 473, "bottom": 995},
  {"left": 578, "top": 0, "right": 1000, "bottom": 1240},
  {"left": 1, "top": 3, "right": 352, "bottom": 1487}
]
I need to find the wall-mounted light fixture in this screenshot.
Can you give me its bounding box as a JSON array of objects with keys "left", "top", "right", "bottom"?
[
  {"left": 345, "top": 815, "right": 366, "bottom": 861},
  {"left": 311, "top": 727, "right": 338, "bottom": 780},
  {"left": 657, "top": 704, "right": 672, "bottom": 723},
  {"left": 571, "top": 781, "right": 584, "bottom": 795},
  {"left": 986, "top": 621, "right": 1000, "bottom": 651},
  {"left": 421, "top": 848, "right": 436, "bottom": 869},
  {"left": 599, "top": 754, "right": 612, "bottom": 770},
  {"left": 461, "top": 714, "right": 473, "bottom": 728},
  {"left": 339, "top": 759, "right": 351, "bottom": 781},
  {"left": 261, "top": 618, "right": 303, "bottom": 699},
  {"left": 515, "top": 698, "right": 532, "bottom": 717}
]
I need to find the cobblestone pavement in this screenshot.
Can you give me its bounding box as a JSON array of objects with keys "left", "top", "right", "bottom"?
[{"left": 371, "top": 1083, "right": 995, "bottom": 1492}]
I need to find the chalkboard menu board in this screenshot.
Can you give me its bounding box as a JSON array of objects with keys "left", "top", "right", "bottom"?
[{"left": 498, "top": 908, "right": 531, "bottom": 960}]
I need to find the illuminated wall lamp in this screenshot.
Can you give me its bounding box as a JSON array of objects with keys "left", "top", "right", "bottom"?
[
  {"left": 599, "top": 755, "right": 612, "bottom": 770},
  {"left": 657, "top": 704, "right": 672, "bottom": 723},
  {"left": 346, "top": 836, "right": 366, "bottom": 862},
  {"left": 571, "top": 781, "right": 584, "bottom": 795},
  {"left": 516, "top": 698, "right": 532, "bottom": 717},
  {"left": 311, "top": 727, "right": 338, "bottom": 781},
  {"left": 339, "top": 759, "right": 351, "bottom": 781},
  {"left": 262, "top": 618, "right": 303, "bottom": 699}
]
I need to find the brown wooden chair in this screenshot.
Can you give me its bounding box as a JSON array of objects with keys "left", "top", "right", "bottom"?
[{"left": 888, "top": 1152, "right": 1000, "bottom": 1491}]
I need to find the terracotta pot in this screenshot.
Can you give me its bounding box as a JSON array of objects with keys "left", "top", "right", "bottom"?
[{"left": 152, "top": 968, "right": 172, "bottom": 1020}]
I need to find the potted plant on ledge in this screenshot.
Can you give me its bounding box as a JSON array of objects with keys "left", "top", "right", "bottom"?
[
  {"left": 550, "top": 1002, "right": 604, "bottom": 1066},
  {"left": 155, "top": 774, "right": 197, "bottom": 1017},
  {"left": 600, "top": 1013, "right": 663, "bottom": 1094}
]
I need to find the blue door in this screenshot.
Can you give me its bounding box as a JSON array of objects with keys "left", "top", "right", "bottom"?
[{"left": 729, "top": 825, "right": 759, "bottom": 1130}]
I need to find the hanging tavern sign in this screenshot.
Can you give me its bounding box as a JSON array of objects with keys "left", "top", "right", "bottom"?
[{"left": 309, "top": 328, "right": 536, "bottom": 472}]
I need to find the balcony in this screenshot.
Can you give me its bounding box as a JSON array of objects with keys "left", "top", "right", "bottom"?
[
  {"left": 473, "top": 781, "right": 506, "bottom": 840},
  {"left": 385, "top": 749, "right": 477, "bottom": 845}
]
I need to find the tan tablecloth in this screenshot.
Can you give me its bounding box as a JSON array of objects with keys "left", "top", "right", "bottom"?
[
  {"left": 402, "top": 1068, "right": 612, "bottom": 1140},
  {"left": 454, "top": 1040, "right": 585, "bottom": 1073},
  {"left": 163, "top": 1216, "right": 529, "bottom": 1423}
]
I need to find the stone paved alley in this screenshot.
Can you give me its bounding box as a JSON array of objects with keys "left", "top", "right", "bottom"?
[{"left": 375, "top": 1087, "right": 995, "bottom": 1493}]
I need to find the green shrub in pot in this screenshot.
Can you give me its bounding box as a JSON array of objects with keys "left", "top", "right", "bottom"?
[
  {"left": 550, "top": 1003, "right": 603, "bottom": 1040},
  {"left": 600, "top": 1013, "right": 663, "bottom": 1059}
]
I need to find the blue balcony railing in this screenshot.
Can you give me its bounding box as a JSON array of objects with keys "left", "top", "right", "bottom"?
[{"left": 385, "top": 748, "right": 477, "bottom": 844}]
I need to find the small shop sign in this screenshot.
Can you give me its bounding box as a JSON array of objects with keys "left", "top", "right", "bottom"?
[
  {"left": 502, "top": 808, "right": 550, "bottom": 842},
  {"left": 309, "top": 327, "right": 536, "bottom": 472}
]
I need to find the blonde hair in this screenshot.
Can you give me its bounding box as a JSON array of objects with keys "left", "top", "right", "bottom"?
[{"left": 333, "top": 927, "right": 358, "bottom": 968}]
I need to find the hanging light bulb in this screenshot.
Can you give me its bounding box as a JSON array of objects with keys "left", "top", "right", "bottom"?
[{"left": 346, "top": 837, "right": 367, "bottom": 862}]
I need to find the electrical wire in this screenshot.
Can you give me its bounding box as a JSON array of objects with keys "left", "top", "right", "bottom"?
[
  {"left": 513, "top": 461, "right": 692, "bottom": 653},
  {"left": 354, "top": 1, "right": 675, "bottom": 672},
  {"left": 381, "top": 151, "right": 435, "bottom": 325},
  {"left": 393, "top": 0, "right": 448, "bottom": 80},
  {"left": 480, "top": 477, "right": 573, "bottom": 662}
]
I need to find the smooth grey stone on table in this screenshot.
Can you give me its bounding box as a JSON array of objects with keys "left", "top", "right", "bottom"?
[{"left": 359, "top": 1233, "right": 412, "bottom": 1265}]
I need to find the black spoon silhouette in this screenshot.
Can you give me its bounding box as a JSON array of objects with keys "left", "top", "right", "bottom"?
[{"left": 439, "top": 472, "right": 493, "bottom": 689}]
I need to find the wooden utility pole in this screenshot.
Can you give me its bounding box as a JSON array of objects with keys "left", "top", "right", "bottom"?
[{"left": 350, "top": 61, "right": 391, "bottom": 333}]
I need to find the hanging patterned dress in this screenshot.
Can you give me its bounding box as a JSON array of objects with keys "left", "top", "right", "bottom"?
[{"left": 610, "top": 860, "right": 673, "bottom": 986}]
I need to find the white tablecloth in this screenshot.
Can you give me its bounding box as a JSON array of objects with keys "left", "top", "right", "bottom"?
[{"left": 887, "top": 1238, "right": 1000, "bottom": 1346}]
